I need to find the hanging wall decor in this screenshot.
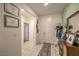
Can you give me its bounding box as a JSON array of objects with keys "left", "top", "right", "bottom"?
[
  {"left": 4, "top": 3, "right": 19, "bottom": 17},
  {"left": 4, "top": 15, "right": 19, "bottom": 28}
]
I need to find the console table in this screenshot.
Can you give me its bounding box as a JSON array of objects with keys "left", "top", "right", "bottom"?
[{"left": 59, "top": 40, "right": 79, "bottom": 56}]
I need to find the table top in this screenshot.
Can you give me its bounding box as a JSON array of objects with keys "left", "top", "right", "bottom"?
[{"left": 60, "top": 39, "right": 79, "bottom": 48}]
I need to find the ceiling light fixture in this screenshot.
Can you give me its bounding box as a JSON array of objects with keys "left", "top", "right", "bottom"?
[
  {"left": 21, "top": 9, "right": 24, "bottom": 12},
  {"left": 44, "top": 3, "right": 48, "bottom": 6}
]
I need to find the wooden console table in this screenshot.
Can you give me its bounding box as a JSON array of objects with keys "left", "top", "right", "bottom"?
[{"left": 59, "top": 40, "right": 79, "bottom": 56}]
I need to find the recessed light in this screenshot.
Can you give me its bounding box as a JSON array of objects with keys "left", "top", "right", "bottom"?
[
  {"left": 21, "top": 9, "right": 24, "bottom": 12},
  {"left": 44, "top": 3, "right": 48, "bottom": 6}
]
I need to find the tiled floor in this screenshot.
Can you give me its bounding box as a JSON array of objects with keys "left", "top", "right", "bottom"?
[
  {"left": 22, "top": 43, "right": 60, "bottom": 56},
  {"left": 51, "top": 44, "right": 60, "bottom": 56},
  {"left": 22, "top": 44, "right": 43, "bottom": 56}
]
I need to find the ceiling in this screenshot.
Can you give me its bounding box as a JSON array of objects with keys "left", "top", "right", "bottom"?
[{"left": 27, "top": 3, "right": 67, "bottom": 16}]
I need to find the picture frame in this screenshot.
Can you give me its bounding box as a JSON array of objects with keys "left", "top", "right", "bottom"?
[
  {"left": 66, "top": 33, "right": 75, "bottom": 45},
  {"left": 4, "top": 15, "right": 19, "bottom": 28},
  {"left": 4, "top": 3, "right": 19, "bottom": 17}
]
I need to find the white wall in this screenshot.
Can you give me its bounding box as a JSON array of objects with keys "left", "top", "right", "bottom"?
[
  {"left": 38, "top": 14, "right": 62, "bottom": 44},
  {"left": 0, "top": 3, "right": 38, "bottom": 56},
  {"left": 0, "top": 4, "right": 21, "bottom": 56},
  {"left": 21, "top": 16, "right": 37, "bottom": 48},
  {"left": 19, "top": 4, "right": 43, "bottom": 56}
]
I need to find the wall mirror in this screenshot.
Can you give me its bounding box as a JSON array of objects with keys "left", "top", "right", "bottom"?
[{"left": 67, "top": 11, "right": 79, "bottom": 33}]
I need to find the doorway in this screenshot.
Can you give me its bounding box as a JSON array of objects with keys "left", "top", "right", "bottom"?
[{"left": 24, "top": 23, "right": 29, "bottom": 42}]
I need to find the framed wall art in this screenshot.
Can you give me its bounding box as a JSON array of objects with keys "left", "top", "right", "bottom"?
[
  {"left": 4, "top": 15, "right": 19, "bottom": 28},
  {"left": 66, "top": 33, "right": 75, "bottom": 45},
  {"left": 4, "top": 3, "right": 19, "bottom": 17}
]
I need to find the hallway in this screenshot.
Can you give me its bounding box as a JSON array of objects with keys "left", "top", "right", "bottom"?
[
  {"left": 22, "top": 43, "right": 59, "bottom": 56},
  {"left": 0, "top": 3, "right": 79, "bottom": 56}
]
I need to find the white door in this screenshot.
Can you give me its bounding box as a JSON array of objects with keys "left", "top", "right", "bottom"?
[{"left": 24, "top": 23, "right": 29, "bottom": 42}]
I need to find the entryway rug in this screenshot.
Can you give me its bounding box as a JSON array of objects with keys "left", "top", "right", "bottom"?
[{"left": 38, "top": 43, "right": 51, "bottom": 56}]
